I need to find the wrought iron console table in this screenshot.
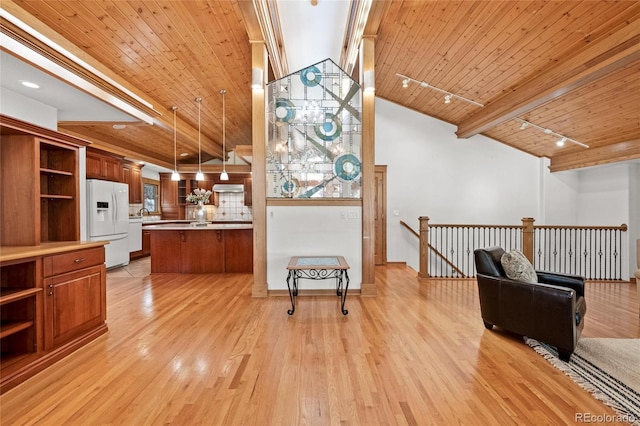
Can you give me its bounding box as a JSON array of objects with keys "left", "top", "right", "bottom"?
[{"left": 285, "top": 256, "right": 350, "bottom": 315}]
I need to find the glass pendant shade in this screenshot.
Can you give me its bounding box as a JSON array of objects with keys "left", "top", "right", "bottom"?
[
  {"left": 220, "top": 170, "right": 229, "bottom": 181},
  {"left": 171, "top": 171, "right": 180, "bottom": 181},
  {"left": 195, "top": 170, "right": 204, "bottom": 181}
]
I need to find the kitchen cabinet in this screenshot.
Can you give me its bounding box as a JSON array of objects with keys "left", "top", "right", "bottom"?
[
  {"left": 1, "top": 123, "right": 82, "bottom": 246},
  {"left": 0, "top": 259, "right": 42, "bottom": 375},
  {"left": 86, "top": 148, "right": 122, "bottom": 181},
  {"left": 224, "top": 229, "right": 253, "bottom": 273},
  {"left": 42, "top": 247, "right": 106, "bottom": 350},
  {"left": 0, "top": 243, "right": 107, "bottom": 394},
  {"left": 1, "top": 117, "right": 107, "bottom": 394},
  {"left": 150, "top": 229, "right": 224, "bottom": 273},
  {"left": 148, "top": 226, "right": 252, "bottom": 273},
  {"left": 122, "top": 162, "right": 143, "bottom": 204},
  {"left": 160, "top": 173, "right": 179, "bottom": 220},
  {"left": 243, "top": 177, "right": 253, "bottom": 206}
]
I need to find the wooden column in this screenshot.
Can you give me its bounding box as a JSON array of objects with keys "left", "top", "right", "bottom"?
[
  {"left": 251, "top": 41, "right": 267, "bottom": 297},
  {"left": 521, "top": 217, "right": 535, "bottom": 263},
  {"left": 360, "top": 36, "right": 376, "bottom": 296},
  {"left": 419, "top": 216, "right": 430, "bottom": 278}
]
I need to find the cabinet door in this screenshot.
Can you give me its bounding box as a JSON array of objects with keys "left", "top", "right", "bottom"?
[
  {"left": 181, "top": 230, "right": 224, "bottom": 273},
  {"left": 150, "top": 231, "right": 182, "bottom": 272},
  {"left": 85, "top": 153, "right": 103, "bottom": 179},
  {"left": 224, "top": 229, "right": 253, "bottom": 273},
  {"left": 161, "top": 176, "right": 178, "bottom": 207},
  {"left": 122, "top": 165, "right": 131, "bottom": 187},
  {"left": 43, "top": 265, "right": 105, "bottom": 349},
  {"left": 243, "top": 178, "right": 252, "bottom": 206},
  {"left": 130, "top": 167, "right": 142, "bottom": 204},
  {"left": 142, "top": 230, "right": 151, "bottom": 256},
  {"left": 103, "top": 156, "right": 121, "bottom": 181}
]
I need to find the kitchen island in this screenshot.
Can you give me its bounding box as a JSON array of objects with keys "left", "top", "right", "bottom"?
[{"left": 145, "top": 223, "right": 253, "bottom": 273}]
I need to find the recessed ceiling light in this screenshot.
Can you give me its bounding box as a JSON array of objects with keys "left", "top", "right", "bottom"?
[
  {"left": 180, "top": 152, "right": 189, "bottom": 157},
  {"left": 20, "top": 80, "right": 39, "bottom": 89},
  {"left": 112, "top": 124, "right": 126, "bottom": 130}
]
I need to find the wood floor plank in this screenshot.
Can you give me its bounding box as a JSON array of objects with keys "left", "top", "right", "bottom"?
[{"left": 0, "top": 260, "right": 638, "bottom": 424}]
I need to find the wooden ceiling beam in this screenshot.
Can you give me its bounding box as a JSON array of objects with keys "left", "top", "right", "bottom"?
[
  {"left": 60, "top": 128, "right": 174, "bottom": 169},
  {"left": 246, "top": 0, "right": 287, "bottom": 79},
  {"left": 549, "top": 140, "right": 640, "bottom": 172},
  {"left": 456, "top": 18, "right": 640, "bottom": 139}
]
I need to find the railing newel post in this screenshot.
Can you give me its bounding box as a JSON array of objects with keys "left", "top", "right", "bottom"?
[
  {"left": 522, "top": 217, "right": 535, "bottom": 264},
  {"left": 419, "top": 216, "right": 430, "bottom": 279}
]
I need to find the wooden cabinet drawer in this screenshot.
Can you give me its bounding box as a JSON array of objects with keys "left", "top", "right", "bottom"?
[{"left": 43, "top": 247, "right": 105, "bottom": 277}]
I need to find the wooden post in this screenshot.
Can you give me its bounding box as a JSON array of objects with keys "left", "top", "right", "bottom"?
[
  {"left": 521, "top": 217, "right": 535, "bottom": 263},
  {"left": 360, "top": 36, "right": 377, "bottom": 296},
  {"left": 419, "top": 216, "right": 430, "bottom": 278},
  {"left": 251, "top": 41, "right": 267, "bottom": 297}
]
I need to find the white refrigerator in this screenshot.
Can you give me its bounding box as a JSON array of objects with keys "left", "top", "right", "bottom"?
[{"left": 87, "top": 179, "right": 130, "bottom": 269}]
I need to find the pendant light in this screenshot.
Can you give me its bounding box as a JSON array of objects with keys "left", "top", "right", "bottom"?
[
  {"left": 219, "top": 89, "right": 229, "bottom": 181},
  {"left": 171, "top": 106, "right": 180, "bottom": 181},
  {"left": 195, "top": 97, "right": 204, "bottom": 181}
]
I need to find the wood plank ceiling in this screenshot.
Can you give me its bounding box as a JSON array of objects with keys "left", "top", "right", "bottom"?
[{"left": 2, "top": 0, "right": 639, "bottom": 172}]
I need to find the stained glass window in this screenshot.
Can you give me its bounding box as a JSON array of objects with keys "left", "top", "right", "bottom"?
[{"left": 266, "top": 59, "right": 362, "bottom": 199}]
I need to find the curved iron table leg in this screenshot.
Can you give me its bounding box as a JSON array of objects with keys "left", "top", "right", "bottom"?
[
  {"left": 286, "top": 270, "right": 296, "bottom": 315},
  {"left": 340, "top": 270, "right": 349, "bottom": 315}
]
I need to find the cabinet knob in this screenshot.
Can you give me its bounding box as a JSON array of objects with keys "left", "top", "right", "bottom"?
[
  {"left": 48, "top": 284, "right": 53, "bottom": 296},
  {"left": 217, "top": 231, "right": 222, "bottom": 242}
]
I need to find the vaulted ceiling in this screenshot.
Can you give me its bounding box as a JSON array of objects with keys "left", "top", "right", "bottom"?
[{"left": 1, "top": 0, "right": 639, "bottom": 172}]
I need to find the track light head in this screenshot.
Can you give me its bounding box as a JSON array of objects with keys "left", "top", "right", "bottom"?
[
  {"left": 402, "top": 79, "right": 409, "bottom": 88},
  {"left": 556, "top": 137, "right": 567, "bottom": 147},
  {"left": 444, "top": 94, "right": 452, "bottom": 104},
  {"left": 520, "top": 122, "right": 528, "bottom": 130}
]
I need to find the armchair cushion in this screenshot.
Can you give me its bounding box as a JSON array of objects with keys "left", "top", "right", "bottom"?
[{"left": 501, "top": 250, "right": 538, "bottom": 283}]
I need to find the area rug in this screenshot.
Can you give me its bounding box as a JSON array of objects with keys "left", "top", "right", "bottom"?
[{"left": 525, "top": 337, "right": 640, "bottom": 425}]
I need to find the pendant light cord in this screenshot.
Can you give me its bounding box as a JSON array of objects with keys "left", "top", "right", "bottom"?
[
  {"left": 220, "top": 89, "right": 227, "bottom": 177},
  {"left": 172, "top": 106, "right": 178, "bottom": 172},
  {"left": 196, "top": 97, "right": 202, "bottom": 172}
]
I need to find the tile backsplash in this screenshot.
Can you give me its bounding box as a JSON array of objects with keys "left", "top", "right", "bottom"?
[
  {"left": 131, "top": 193, "right": 252, "bottom": 221},
  {"left": 185, "top": 192, "right": 252, "bottom": 221}
]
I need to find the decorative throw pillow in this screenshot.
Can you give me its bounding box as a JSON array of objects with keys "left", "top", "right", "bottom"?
[{"left": 500, "top": 250, "right": 538, "bottom": 283}]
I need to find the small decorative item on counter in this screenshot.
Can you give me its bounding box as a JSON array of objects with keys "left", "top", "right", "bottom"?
[{"left": 186, "top": 188, "right": 212, "bottom": 225}]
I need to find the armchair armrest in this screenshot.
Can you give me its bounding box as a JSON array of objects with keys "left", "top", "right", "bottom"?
[{"left": 536, "top": 270, "right": 585, "bottom": 298}]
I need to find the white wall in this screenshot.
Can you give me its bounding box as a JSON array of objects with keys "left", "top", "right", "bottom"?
[
  {"left": 375, "top": 98, "right": 540, "bottom": 270},
  {"left": 374, "top": 98, "right": 635, "bottom": 277},
  {"left": 0, "top": 87, "right": 58, "bottom": 130},
  {"left": 266, "top": 206, "right": 362, "bottom": 291}
]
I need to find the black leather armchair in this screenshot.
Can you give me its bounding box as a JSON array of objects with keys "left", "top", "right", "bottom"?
[{"left": 474, "top": 246, "right": 587, "bottom": 361}]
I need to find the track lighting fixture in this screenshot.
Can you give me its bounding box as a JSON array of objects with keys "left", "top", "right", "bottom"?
[
  {"left": 171, "top": 106, "right": 180, "bottom": 181},
  {"left": 195, "top": 97, "right": 204, "bottom": 181},
  {"left": 516, "top": 118, "right": 589, "bottom": 149},
  {"left": 395, "top": 73, "right": 483, "bottom": 107}
]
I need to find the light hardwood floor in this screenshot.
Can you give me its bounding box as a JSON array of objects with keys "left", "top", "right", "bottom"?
[{"left": 1, "top": 260, "right": 638, "bottom": 425}]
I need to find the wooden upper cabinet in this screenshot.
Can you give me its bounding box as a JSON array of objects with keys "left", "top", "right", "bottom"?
[
  {"left": 86, "top": 148, "right": 122, "bottom": 182},
  {"left": 122, "top": 162, "right": 143, "bottom": 204}
]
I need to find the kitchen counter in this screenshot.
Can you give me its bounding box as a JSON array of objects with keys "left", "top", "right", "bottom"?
[
  {"left": 143, "top": 223, "right": 253, "bottom": 231},
  {"left": 0, "top": 241, "right": 108, "bottom": 263}
]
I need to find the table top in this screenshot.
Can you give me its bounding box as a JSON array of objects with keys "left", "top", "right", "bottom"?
[{"left": 286, "top": 256, "right": 349, "bottom": 270}]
